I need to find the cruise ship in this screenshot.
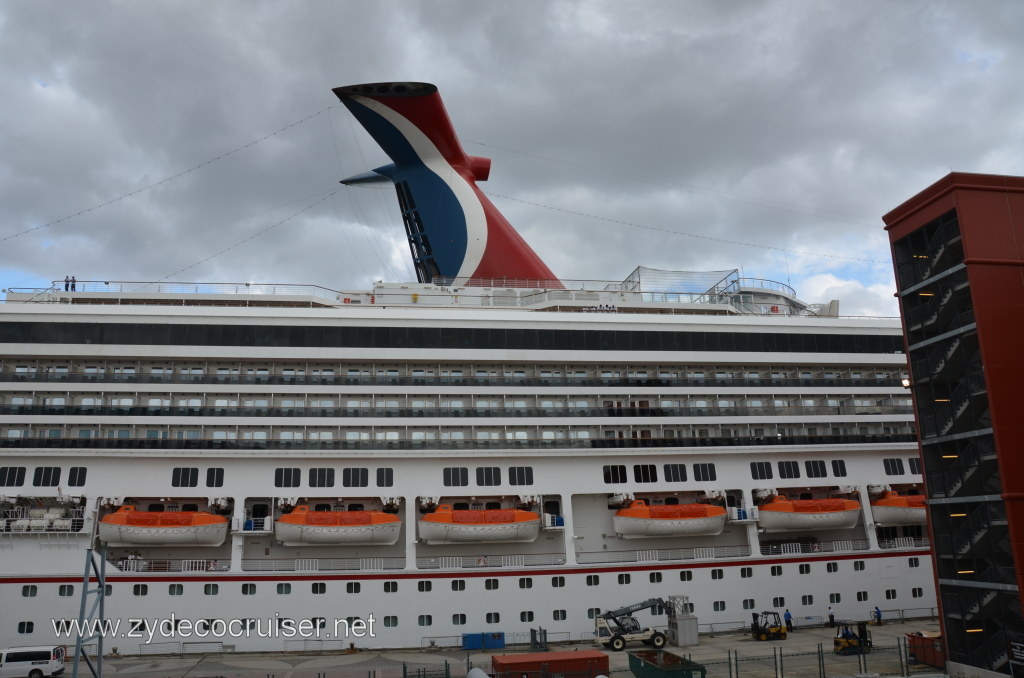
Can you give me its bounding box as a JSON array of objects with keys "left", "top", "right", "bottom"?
[{"left": 0, "top": 82, "right": 934, "bottom": 653}]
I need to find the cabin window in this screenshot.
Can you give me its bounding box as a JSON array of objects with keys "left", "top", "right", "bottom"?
[
  {"left": 418, "top": 581, "right": 432, "bottom": 592},
  {"left": 603, "top": 465, "right": 627, "bottom": 484},
  {"left": 886, "top": 589, "right": 897, "bottom": 599},
  {"left": 661, "top": 463, "right": 686, "bottom": 485},
  {"left": 693, "top": 463, "right": 716, "bottom": 482},
  {"left": 832, "top": 460, "right": 847, "bottom": 477},
  {"left": 805, "top": 460, "right": 827, "bottom": 478},
  {"left": 912, "top": 588, "right": 924, "bottom": 598},
  {"left": 384, "top": 581, "right": 398, "bottom": 593},
  {"left": 451, "top": 580, "right": 465, "bottom": 591},
  {"left": 376, "top": 468, "right": 394, "bottom": 487},
  {"left": 22, "top": 585, "right": 37, "bottom": 597},
  {"left": 799, "top": 564, "right": 811, "bottom": 574},
  {"left": 0, "top": 466, "right": 27, "bottom": 486},
  {"left": 418, "top": 615, "right": 432, "bottom": 626},
  {"left": 485, "top": 579, "right": 499, "bottom": 590},
  {"left": 509, "top": 466, "right": 534, "bottom": 485},
  {"left": 741, "top": 567, "right": 752, "bottom": 578},
  {"left": 61, "top": 466, "right": 87, "bottom": 487},
  {"left": 827, "top": 562, "right": 838, "bottom": 572},
  {"left": 309, "top": 468, "right": 335, "bottom": 487},
  {"left": 771, "top": 566, "right": 782, "bottom": 576},
  {"left": 553, "top": 610, "right": 567, "bottom": 621},
  {"left": 277, "top": 583, "right": 291, "bottom": 594},
  {"left": 633, "top": 464, "right": 657, "bottom": 483},
  {"left": 908, "top": 457, "right": 922, "bottom": 475},
  {"left": 743, "top": 599, "right": 755, "bottom": 610},
  {"left": 206, "top": 468, "right": 224, "bottom": 487},
  {"left": 17, "top": 621, "right": 34, "bottom": 634},
  {"left": 680, "top": 571, "right": 692, "bottom": 581},
  {"left": 551, "top": 576, "right": 565, "bottom": 588},
  {"left": 713, "top": 601, "right": 726, "bottom": 612},
  {"left": 520, "top": 611, "right": 534, "bottom": 622},
  {"left": 854, "top": 561, "right": 865, "bottom": 571},
  {"left": 312, "top": 583, "right": 326, "bottom": 594},
  {"left": 59, "top": 585, "right": 74, "bottom": 597},
  {"left": 711, "top": 569, "right": 724, "bottom": 580},
  {"left": 204, "top": 584, "right": 219, "bottom": 596},
  {"left": 443, "top": 467, "right": 468, "bottom": 486},
  {"left": 802, "top": 595, "right": 813, "bottom": 606},
  {"left": 777, "top": 461, "right": 800, "bottom": 479},
  {"left": 519, "top": 578, "right": 533, "bottom": 589},
  {"left": 830, "top": 593, "right": 841, "bottom": 603},
  {"left": 650, "top": 572, "right": 662, "bottom": 583},
  {"left": 772, "top": 596, "right": 785, "bottom": 607},
  {"left": 857, "top": 591, "right": 868, "bottom": 601},
  {"left": 909, "top": 557, "right": 920, "bottom": 568},
  {"left": 274, "top": 468, "right": 300, "bottom": 488},
  {"left": 33, "top": 466, "right": 61, "bottom": 487},
  {"left": 486, "top": 613, "right": 500, "bottom": 624},
  {"left": 452, "top": 614, "right": 466, "bottom": 625},
  {"left": 133, "top": 584, "right": 149, "bottom": 596},
  {"left": 476, "top": 467, "right": 501, "bottom": 486},
  {"left": 347, "top": 583, "right": 360, "bottom": 593},
  {"left": 587, "top": 575, "right": 600, "bottom": 586},
  {"left": 617, "top": 574, "right": 631, "bottom": 585},
  {"left": 883, "top": 458, "right": 906, "bottom": 475},
  {"left": 171, "top": 467, "right": 198, "bottom": 487},
  {"left": 750, "top": 461, "right": 773, "bottom": 480},
  {"left": 242, "top": 584, "right": 256, "bottom": 595}
]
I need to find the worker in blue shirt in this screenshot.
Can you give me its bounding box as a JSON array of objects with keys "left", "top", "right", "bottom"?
[{"left": 784, "top": 609, "right": 793, "bottom": 631}]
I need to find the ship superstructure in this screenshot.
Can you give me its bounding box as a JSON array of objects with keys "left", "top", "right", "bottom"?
[{"left": 0, "top": 83, "right": 934, "bottom": 652}]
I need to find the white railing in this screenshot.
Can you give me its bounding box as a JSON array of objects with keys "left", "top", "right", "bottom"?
[
  {"left": 577, "top": 544, "right": 752, "bottom": 565},
  {"left": 240, "top": 557, "right": 405, "bottom": 572},
  {"left": 416, "top": 553, "right": 565, "bottom": 569}
]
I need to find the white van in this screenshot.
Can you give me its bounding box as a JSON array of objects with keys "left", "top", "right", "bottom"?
[{"left": 0, "top": 646, "right": 65, "bottom": 678}]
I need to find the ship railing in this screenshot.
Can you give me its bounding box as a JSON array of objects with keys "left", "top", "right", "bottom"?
[
  {"left": 0, "top": 403, "right": 918, "bottom": 419},
  {"left": 758, "top": 539, "right": 872, "bottom": 556},
  {"left": 420, "top": 635, "right": 463, "bottom": 649},
  {"left": 577, "top": 544, "right": 752, "bottom": 565},
  {"left": 877, "top": 536, "right": 930, "bottom": 550},
  {"left": 0, "top": 370, "right": 912, "bottom": 389},
  {"left": 416, "top": 553, "right": 566, "bottom": 569},
  {"left": 1, "top": 432, "right": 921, "bottom": 452},
  {"left": 240, "top": 557, "right": 405, "bottom": 572}
]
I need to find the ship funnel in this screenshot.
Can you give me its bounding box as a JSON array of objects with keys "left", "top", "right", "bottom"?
[{"left": 333, "top": 82, "right": 560, "bottom": 288}]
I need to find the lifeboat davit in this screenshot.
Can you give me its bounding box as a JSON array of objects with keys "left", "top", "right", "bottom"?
[
  {"left": 613, "top": 500, "right": 727, "bottom": 538},
  {"left": 757, "top": 495, "right": 861, "bottom": 533},
  {"left": 871, "top": 491, "right": 927, "bottom": 526},
  {"left": 419, "top": 505, "right": 540, "bottom": 544},
  {"left": 98, "top": 506, "right": 228, "bottom": 546},
  {"left": 274, "top": 505, "right": 401, "bottom": 545}
]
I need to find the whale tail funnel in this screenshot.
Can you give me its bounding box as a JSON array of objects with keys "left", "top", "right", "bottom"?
[{"left": 333, "top": 82, "right": 561, "bottom": 287}]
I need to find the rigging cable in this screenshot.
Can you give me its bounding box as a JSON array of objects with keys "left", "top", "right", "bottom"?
[
  {"left": 156, "top": 189, "right": 340, "bottom": 282},
  {"left": 1, "top": 105, "right": 336, "bottom": 244}
]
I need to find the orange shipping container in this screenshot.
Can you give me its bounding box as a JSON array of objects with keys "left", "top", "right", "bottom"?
[{"left": 491, "top": 650, "right": 609, "bottom": 678}]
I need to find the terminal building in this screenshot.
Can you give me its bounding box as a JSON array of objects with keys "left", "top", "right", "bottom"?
[{"left": 885, "top": 172, "right": 1024, "bottom": 677}]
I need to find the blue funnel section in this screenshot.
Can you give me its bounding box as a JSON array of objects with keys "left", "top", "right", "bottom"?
[{"left": 341, "top": 99, "right": 468, "bottom": 281}]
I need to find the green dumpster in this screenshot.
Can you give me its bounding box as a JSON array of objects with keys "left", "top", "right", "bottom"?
[{"left": 628, "top": 650, "right": 707, "bottom": 678}]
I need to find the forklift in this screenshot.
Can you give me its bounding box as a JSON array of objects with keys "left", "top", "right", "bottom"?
[
  {"left": 833, "top": 620, "right": 872, "bottom": 655},
  {"left": 594, "top": 598, "right": 669, "bottom": 651},
  {"left": 751, "top": 611, "right": 787, "bottom": 641}
]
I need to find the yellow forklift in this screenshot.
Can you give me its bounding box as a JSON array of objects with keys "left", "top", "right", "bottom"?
[
  {"left": 833, "top": 620, "right": 872, "bottom": 655},
  {"left": 751, "top": 611, "right": 787, "bottom": 641}
]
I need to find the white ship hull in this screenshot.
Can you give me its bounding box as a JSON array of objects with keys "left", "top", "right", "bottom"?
[
  {"left": 418, "top": 519, "right": 540, "bottom": 544},
  {"left": 98, "top": 522, "right": 228, "bottom": 547},
  {"left": 614, "top": 513, "right": 727, "bottom": 538},
  {"left": 274, "top": 521, "right": 401, "bottom": 546},
  {"left": 758, "top": 509, "right": 860, "bottom": 533}
]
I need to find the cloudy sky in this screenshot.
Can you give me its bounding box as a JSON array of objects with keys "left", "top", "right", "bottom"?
[{"left": 1, "top": 1, "right": 1020, "bottom": 316}]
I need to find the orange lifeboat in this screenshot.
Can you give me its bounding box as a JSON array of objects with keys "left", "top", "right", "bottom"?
[
  {"left": 98, "top": 506, "right": 228, "bottom": 546},
  {"left": 871, "top": 491, "right": 927, "bottom": 526},
  {"left": 419, "top": 504, "right": 540, "bottom": 544},
  {"left": 614, "top": 499, "right": 727, "bottom": 538},
  {"left": 274, "top": 505, "right": 401, "bottom": 545},
  {"left": 757, "top": 495, "right": 861, "bottom": 533}
]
